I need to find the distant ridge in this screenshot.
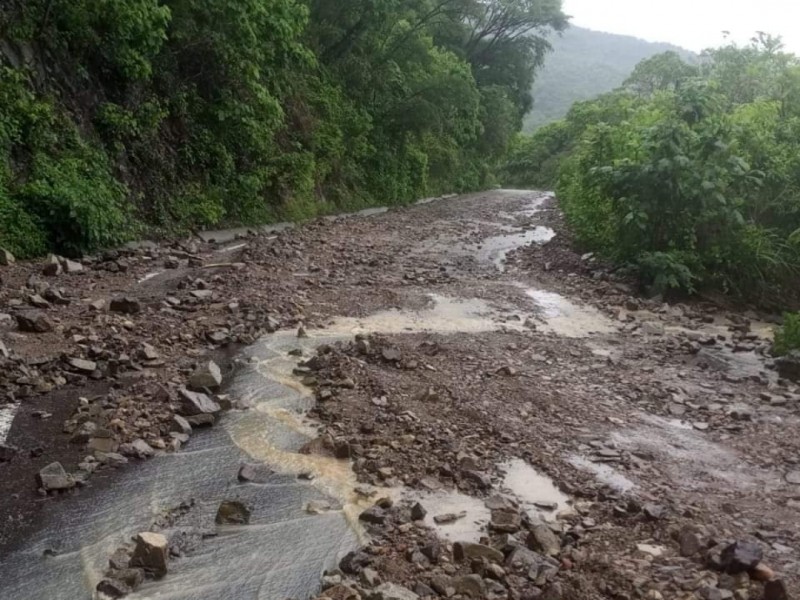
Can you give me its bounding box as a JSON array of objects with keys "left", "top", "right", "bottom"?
[{"left": 525, "top": 26, "right": 694, "bottom": 131}]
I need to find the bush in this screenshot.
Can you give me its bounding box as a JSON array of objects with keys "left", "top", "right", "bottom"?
[{"left": 773, "top": 313, "right": 800, "bottom": 356}]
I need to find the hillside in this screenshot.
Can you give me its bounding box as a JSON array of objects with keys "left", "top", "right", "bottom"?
[{"left": 524, "top": 26, "right": 693, "bottom": 131}]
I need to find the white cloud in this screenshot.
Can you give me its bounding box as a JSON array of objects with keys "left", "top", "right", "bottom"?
[{"left": 562, "top": 0, "right": 800, "bottom": 54}]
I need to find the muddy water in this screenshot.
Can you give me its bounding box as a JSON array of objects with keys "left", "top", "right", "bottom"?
[
  {"left": 477, "top": 227, "right": 556, "bottom": 270},
  {"left": 526, "top": 289, "right": 616, "bottom": 338}
]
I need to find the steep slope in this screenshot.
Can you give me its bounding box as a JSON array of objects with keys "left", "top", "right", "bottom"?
[{"left": 525, "top": 26, "right": 693, "bottom": 130}]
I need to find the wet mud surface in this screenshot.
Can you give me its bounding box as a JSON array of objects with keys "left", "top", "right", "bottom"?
[{"left": 0, "top": 190, "right": 798, "bottom": 599}]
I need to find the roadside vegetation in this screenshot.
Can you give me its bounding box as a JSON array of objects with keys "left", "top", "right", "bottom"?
[
  {"left": 503, "top": 36, "right": 800, "bottom": 307},
  {"left": 0, "top": 0, "right": 566, "bottom": 258}
]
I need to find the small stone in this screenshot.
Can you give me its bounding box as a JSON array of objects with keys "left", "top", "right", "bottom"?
[
  {"left": 188, "top": 360, "right": 223, "bottom": 390},
  {"left": 764, "top": 580, "right": 789, "bottom": 600},
  {"left": 96, "top": 579, "right": 130, "bottom": 598},
  {"left": 37, "top": 462, "right": 75, "bottom": 491},
  {"left": 381, "top": 347, "right": 402, "bottom": 362},
  {"left": 131, "top": 532, "right": 168, "bottom": 578},
  {"left": 360, "top": 567, "right": 381, "bottom": 588},
  {"left": 186, "top": 413, "right": 215, "bottom": 427},
  {"left": 215, "top": 500, "right": 251, "bottom": 525},
  {"left": 370, "top": 583, "right": 419, "bottom": 600},
  {"left": 178, "top": 387, "right": 221, "bottom": 416},
  {"left": 491, "top": 508, "right": 521, "bottom": 533},
  {"left": 359, "top": 505, "right": 386, "bottom": 525},
  {"left": 28, "top": 294, "right": 50, "bottom": 309},
  {"left": 750, "top": 562, "right": 775, "bottom": 582},
  {"left": 451, "top": 574, "right": 484, "bottom": 598},
  {"left": 0, "top": 248, "right": 15, "bottom": 265},
  {"left": 453, "top": 541, "right": 504, "bottom": 564},
  {"left": 62, "top": 258, "right": 83, "bottom": 273},
  {"left": 170, "top": 415, "right": 192, "bottom": 435},
  {"left": 190, "top": 289, "right": 213, "bottom": 299},
  {"left": 68, "top": 357, "right": 97, "bottom": 373},
  {"left": 678, "top": 528, "right": 701, "bottom": 557},
  {"left": 785, "top": 471, "right": 800, "bottom": 484},
  {"left": 433, "top": 512, "right": 464, "bottom": 524},
  {"left": 527, "top": 523, "right": 561, "bottom": 557},
  {"left": 237, "top": 463, "right": 272, "bottom": 483},
  {"left": 109, "top": 297, "right": 142, "bottom": 314},
  {"left": 719, "top": 541, "right": 763, "bottom": 574},
  {"left": 643, "top": 503, "right": 667, "bottom": 520},
  {"left": 15, "top": 311, "right": 53, "bottom": 333},
  {"left": 410, "top": 502, "right": 427, "bottom": 521}
]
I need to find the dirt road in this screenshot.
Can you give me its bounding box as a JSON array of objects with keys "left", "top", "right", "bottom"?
[{"left": 0, "top": 190, "right": 797, "bottom": 599}]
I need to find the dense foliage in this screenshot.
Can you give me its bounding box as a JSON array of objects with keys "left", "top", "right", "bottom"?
[
  {"left": 524, "top": 26, "right": 692, "bottom": 131},
  {"left": 505, "top": 37, "right": 800, "bottom": 306},
  {"left": 0, "top": 0, "right": 566, "bottom": 257}
]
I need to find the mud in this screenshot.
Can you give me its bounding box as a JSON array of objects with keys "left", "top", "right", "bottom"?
[{"left": 0, "top": 189, "right": 798, "bottom": 600}]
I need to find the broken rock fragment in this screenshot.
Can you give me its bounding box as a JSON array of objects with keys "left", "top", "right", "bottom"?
[
  {"left": 131, "top": 532, "right": 168, "bottom": 578},
  {"left": 188, "top": 360, "right": 223, "bottom": 390},
  {"left": 178, "top": 387, "right": 221, "bottom": 416},
  {"left": 37, "top": 462, "right": 75, "bottom": 491}
]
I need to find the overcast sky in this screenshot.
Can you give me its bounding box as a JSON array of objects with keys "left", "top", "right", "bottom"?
[{"left": 562, "top": 0, "right": 800, "bottom": 54}]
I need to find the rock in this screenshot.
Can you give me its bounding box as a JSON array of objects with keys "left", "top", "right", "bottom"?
[
  {"left": 718, "top": 541, "right": 763, "bottom": 574},
  {"left": 140, "top": 343, "right": 160, "bottom": 360},
  {"left": 109, "top": 297, "right": 142, "bottom": 315},
  {"left": 785, "top": 471, "right": 800, "bottom": 484},
  {"left": 360, "top": 567, "right": 381, "bottom": 588},
  {"left": 188, "top": 360, "right": 223, "bottom": 390},
  {"left": 0, "top": 248, "right": 15, "bottom": 265},
  {"left": 28, "top": 294, "right": 50, "bottom": 309},
  {"left": 461, "top": 469, "right": 492, "bottom": 488},
  {"left": 190, "top": 289, "right": 213, "bottom": 300},
  {"left": 170, "top": 415, "right": 192, "bottom": 435},
  {"left": 237, "top": 463, "right": 273, "bottom": 483},
  {"left": 369, "top": 583, "right": 419, "bottom": 600},
  {"left": 433, "top": 512, "right": 464, "bottom": 524},
  {"left": 453, "top": 541, "right": 504, "bottom": 564},
  {"left": 178, "top": 387, "right": 221, "bottom": 416},
  {"left": 131, "top": 532, "right": 169, "bottom": 578},
  {"left": 505, "top": 546, "right": 551, "bottom": 574},
  {"left": 451, "top": 574, "right": 485, "bottom": 598},
  {"left": 764, "top": 580, "right": 789, "bottom": 600},
  {"left": 359, "top": 505, "right": 386, "bottom": 525},
  {"left": 96, "top": 578, "right": 130, "bottom": 598},
  {"left": 68, "top": 357, "right": 97, "bottom": 373},
  {"left": 776, "top": 354, "right": 800, "bottom": 382},
  {"left": 750, "top": 562, "right": 775, "bottom": 582},
  {"left": 37, "top": 462, "right": 75, "bottom": 491},
  {"left": 527, "top": 523, "right": 561, "bottom": 557},
  {"left": 121, "top": 439, "right": 155, "bottom": 459},
  {"left": 490, "top": 508, "right": 521, "bottom": 533},
  {"left": 678, "top": 528, "right": 701, "bottom": 557},
  {"left": 42, "top": 257, "right": 62, "bottom": 276},
  {"left": 381, "top": 347, "right": 402, "bottom": 362},
  {"left": 215, "top": 500, "right": 251, "bottom": 525},
  {"left": 15, "top": 311, "right": 54, "bottom": 333},
  {"left": 186, "top": 413, "right": 215, "bottom": 427},
  {"left": 320, "top": 584, "right": 359, "bottom": 600},
  {"left": 410, "top": 502, "right": 427, "bottom": 521},
  {"left": 643, "top": 503, "right": 667, "bottom": 520},
  {"left": 110, "top": 568, "right": 143, "bottom": 591},
  {"left": 62, "top": 258, "right": 83, "bottom": 273}
]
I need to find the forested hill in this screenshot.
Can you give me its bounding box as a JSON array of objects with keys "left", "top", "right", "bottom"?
[
  {"left": 524, "top": 26, "right": 693, "bottom": 131},
  {"left": 0, "top": 0, "right": 567, "bottom": 259}
]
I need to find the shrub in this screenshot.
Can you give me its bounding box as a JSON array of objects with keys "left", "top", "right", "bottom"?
[{"left": 773, "top": 313, "right": 800, "bottom": 356}]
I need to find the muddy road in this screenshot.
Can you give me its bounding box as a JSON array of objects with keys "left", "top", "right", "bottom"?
[{"left": 0, "top": 190, "right": 797, "bottom": 600}]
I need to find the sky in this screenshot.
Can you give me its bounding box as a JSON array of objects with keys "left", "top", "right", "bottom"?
[{"left": 562, "top": 0, "right": 800, "bottom": 55}]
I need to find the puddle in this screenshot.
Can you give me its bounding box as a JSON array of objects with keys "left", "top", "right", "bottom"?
[
  {"left": 328, "top": 294, "right": 525, "bottom": 336},
  {"left": 477, "top": 227, "right": 556, "bottom": 270},
  {"left": 569, "top": 455, "right": 636, "bottom": 493},
  {"left": 498, "top": 459, "right": 571, "bottom": 521},
  {"left": 408, "top": 490, "right": 490, "bottom": 543},
  {"left": 526, "top": 289, "right": 616, "bottom": 338}
]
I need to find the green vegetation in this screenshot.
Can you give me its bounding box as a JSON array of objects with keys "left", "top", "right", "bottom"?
[
  {"left": 773, "top": 313, "right": 800, "bottom": 356},
  {"left": 524, "top": 27, "right": 693, "bottom": 131},
  {"left": 0, "top": 0, "right": 567, "bottom": 257},
  {"left": 504, "top": 35, "right": 800, "bottom": 306}
]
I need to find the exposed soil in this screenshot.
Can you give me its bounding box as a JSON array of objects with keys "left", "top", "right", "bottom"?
[{"left": 0, "top": 190, "right": 797, "bottom": 600}]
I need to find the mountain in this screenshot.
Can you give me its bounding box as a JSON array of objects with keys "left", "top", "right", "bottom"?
[{"left": 524, "top": 26, "right": 694, "bottom": 131}]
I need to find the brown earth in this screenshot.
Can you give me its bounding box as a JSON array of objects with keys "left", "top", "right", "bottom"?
[{"left": 0, "top": 190, "right": 797, "bottom": 600}]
